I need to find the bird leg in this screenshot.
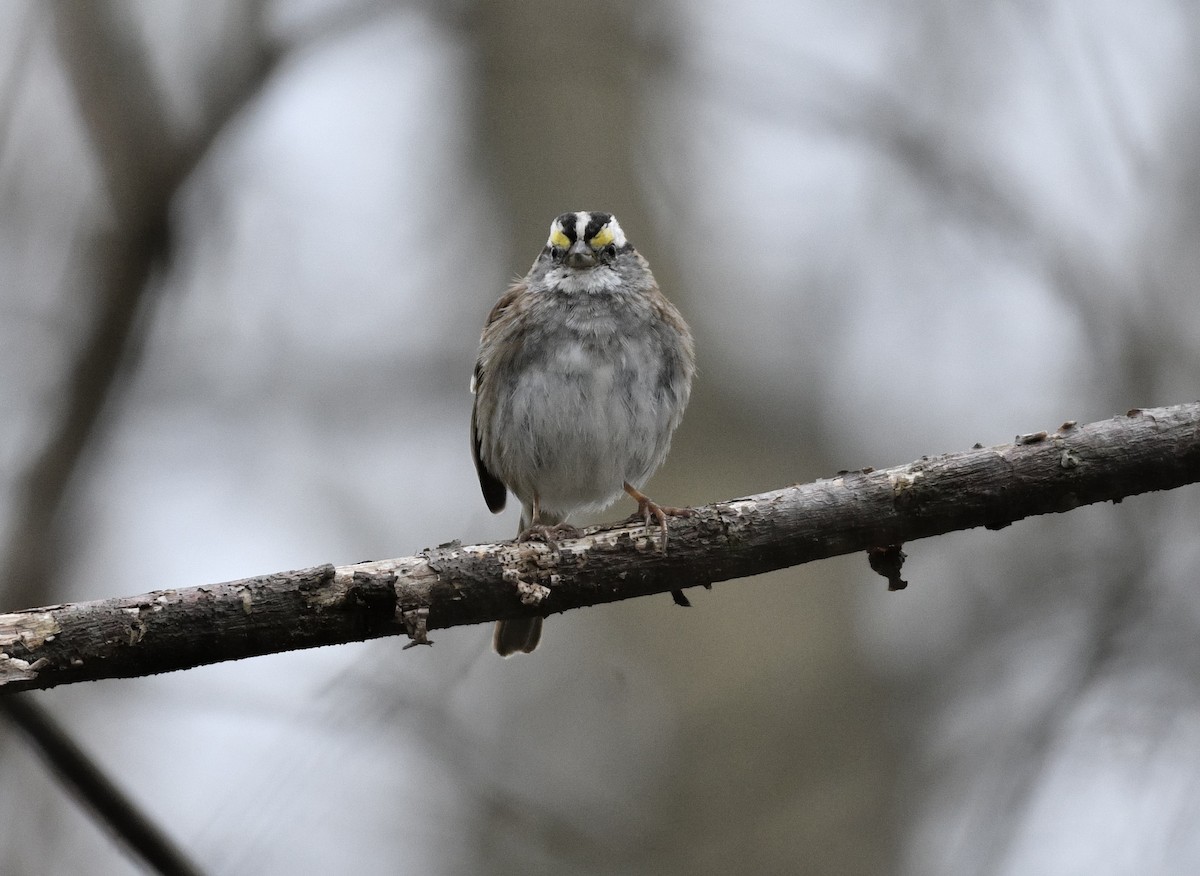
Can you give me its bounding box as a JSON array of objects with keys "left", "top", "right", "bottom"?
[
  {"left": 622, "top": 482, "right": 694, "bottom": 553},
  {"left": 623, "top": 482, "right": 695, "bottom": 605},
  {"left": 516, "top": 495, "right": 581, "bottom": 546}
]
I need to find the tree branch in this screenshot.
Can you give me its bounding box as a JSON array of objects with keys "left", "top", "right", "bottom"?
[
  {"left": 2, "top": 697, "right": 203, "bottom": 876},
  {"left": 1, "top": 403, "right": 1197, "bottom": 693}
]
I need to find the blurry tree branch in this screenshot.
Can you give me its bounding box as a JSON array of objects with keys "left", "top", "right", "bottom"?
[
  {"left": 3, "top": 696, "right": 203, "bottom": 876},
  {"left": 0, "top": 403, "right": 1197, "bottom": 693},
  {"left": 0, "top": 5, "right": 280, "bottom": 874},
  {"left": 703, "top": 47, "right": 1200, "bottom": 406},
  {"left": 2, "top": 2, "right": 278, "bottom": 613}
]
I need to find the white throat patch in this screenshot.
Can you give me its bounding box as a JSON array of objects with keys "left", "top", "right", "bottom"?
[{"left": 545, "top": 265, "right": 623, "bottom": 293}]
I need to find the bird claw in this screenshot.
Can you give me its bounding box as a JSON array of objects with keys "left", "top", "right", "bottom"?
[
  {"left": 624, "top": 489, "right": 694, "bottom": 554},
  {"left": 517, "top": 522, "right": 582, "bottom": 548}
]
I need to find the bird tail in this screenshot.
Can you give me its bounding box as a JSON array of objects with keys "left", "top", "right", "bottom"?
[
  {"left": 492, "top": 506, "right": 562, "bottom": 656},
  {"left": 493, "top": 616, "right": 543, "bottom": 656}
]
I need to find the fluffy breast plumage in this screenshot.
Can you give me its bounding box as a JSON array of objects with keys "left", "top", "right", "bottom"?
[{"left": 476, "top": 286, "right": 692, "bottom": 517}]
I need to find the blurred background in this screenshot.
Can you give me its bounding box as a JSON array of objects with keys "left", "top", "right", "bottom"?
[{"left": 2, "top": 1, "right": 1200, "bottom": 873}]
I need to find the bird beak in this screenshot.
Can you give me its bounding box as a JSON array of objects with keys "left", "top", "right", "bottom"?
[{"left": 565, "top": 240, "right": 597, "bottom": 268}]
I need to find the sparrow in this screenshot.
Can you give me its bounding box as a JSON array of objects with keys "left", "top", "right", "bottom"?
[{"left": 471, "top": 211, "right": 696, "bottom": 655}]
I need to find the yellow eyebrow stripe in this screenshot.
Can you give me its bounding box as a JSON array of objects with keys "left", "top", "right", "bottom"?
[
  {"left": 549, "top": 228, "right": 570, "bottom": 248},
  {"left": 589, "top": 226, "right": 615, "bottom": 247}
]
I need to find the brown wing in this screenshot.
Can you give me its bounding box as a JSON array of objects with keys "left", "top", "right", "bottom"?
[
  {"left": 471, "top": 366, "right": 507, "bottom": 513},
  {"left": 470, "top": 281, "right": 525, "bottom": 514}
]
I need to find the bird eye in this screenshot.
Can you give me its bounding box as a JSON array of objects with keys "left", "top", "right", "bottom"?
[
  {"left": 549, "top": 246, "right": 563, "bottom": 259},
  {"left": 603, "top": 244, "right": 617, "bottom": 259}
]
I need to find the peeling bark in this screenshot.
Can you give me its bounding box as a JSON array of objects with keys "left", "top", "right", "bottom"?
[{"left": 1, "top": 404, "right": 1197, "bottom": 692}]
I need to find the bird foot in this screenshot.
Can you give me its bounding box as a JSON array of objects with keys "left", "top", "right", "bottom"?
[
  {"left": 517, "top": 522, "right": 582, "bottom": 548},
  {"left": 623, "top": 483, "right": 694, "bottom": 553}
]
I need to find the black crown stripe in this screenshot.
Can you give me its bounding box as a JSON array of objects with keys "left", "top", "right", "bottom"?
[
  {"left": 583, "top": 212, "right": 612, "bottom": 243},
  {"left": 555, "top": 212, "right": 578, "bottom": 243}
]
